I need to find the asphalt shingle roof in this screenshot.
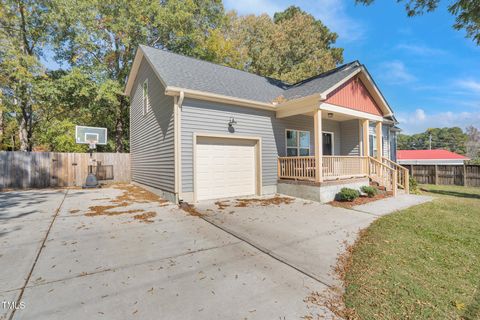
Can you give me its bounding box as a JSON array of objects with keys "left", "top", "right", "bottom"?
[{"left": 140, "top": 45, "right": 362, "bottom": 103}]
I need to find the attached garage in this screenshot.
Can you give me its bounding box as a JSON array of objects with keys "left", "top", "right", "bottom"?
[{"left": 194, "top": 135, "right": 261, "bottom": 201}]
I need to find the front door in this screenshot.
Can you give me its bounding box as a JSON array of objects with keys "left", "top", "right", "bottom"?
[{"left": 323, "top": 132, "right": 333, "bottom": 156}]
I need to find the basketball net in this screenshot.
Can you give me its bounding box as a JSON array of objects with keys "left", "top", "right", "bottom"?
[{"left": 87, "top": 139, "right": 97, "bottom": 150}]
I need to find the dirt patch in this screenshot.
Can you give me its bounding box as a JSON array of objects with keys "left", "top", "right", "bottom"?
[
  {"left": 234, "top": 196, "right": 295, "bottom": 207},
  {"left": 179, "top": 202, "right": 204, "bottom": 217},
  {"left": 329, "top": 193, "right": 391, "bottom": 209},
  {"left": 133, "top": 211, "right": 157, "bottom": 223},
  {"left": 112, "top": 184, "right": 169, "bottom": 205},
  {"left": 85, "top": 208, "right": 145, "bottom": 217},
  {"left": 214, "top": 200, "right": 230, "bottom": 210},
  {"left": 84, "top": 184, "right": 169, "bottom": 222}
]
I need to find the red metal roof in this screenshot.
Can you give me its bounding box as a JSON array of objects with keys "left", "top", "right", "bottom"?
[{"left": 397, "top": 149, "right": 470, "bottom": 160}]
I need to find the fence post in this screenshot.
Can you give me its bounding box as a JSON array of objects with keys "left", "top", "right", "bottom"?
[
  {"left": 434, "top": 165, "right": 438, "bottom": 185},
  {"left": 463, "top": 164, "right": 467, "bottom": 187}
]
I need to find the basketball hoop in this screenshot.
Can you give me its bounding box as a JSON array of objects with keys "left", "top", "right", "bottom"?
[
  {"left": 75, "top": 125, "right": 107, "bottom": 189},
  {"left": 87, "top": 140, "right": 97, "bottom": 150}
]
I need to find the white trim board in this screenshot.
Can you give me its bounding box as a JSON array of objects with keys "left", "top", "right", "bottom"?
[{"left": 320, "top": 103, "right": 384, "bottom": 122}]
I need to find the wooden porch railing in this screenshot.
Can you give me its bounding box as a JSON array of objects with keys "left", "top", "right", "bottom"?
[
  {"left": 277, "top": 156, "right": 316, "bottom": 181},
  {"left": 323, "top": 156, "right": 369, "bottom": 180},
  {"left": 368, "top": 157, "right": 397, "bottom": 195},
  {"left": 278, "top": 155, "right": 400, "bottom": 196},
  {"left": 382, "top": 157, "right": 410, "bottom": 193}
]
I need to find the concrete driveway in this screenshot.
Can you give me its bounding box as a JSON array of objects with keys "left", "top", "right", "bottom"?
[
  {"left": 0, "top": 186, "right": 334, "bottom": 320},
  {"left": 195, "top": 196, "right": 377, "bottom": 288}
]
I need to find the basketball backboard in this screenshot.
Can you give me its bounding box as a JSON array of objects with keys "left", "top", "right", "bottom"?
[{"left": 75, "top": 126, "right": 107, "bottom": 146}]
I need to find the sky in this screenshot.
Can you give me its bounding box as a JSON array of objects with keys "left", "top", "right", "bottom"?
[{"left": 223, "top": 0, "right": 480, "bottom": 134}]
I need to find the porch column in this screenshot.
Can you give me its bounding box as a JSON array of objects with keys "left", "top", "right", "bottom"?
[
  {"left": 361, "top": 119, "right": 370, "bottom": 157},
  {"left": 375, "top": 121, "right": 383, "bottom": 160},
  {"left": 314, "top": 109, "right": 323, "bottom": 182}
]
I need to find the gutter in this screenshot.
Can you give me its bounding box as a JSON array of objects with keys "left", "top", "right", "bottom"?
[{"left": 165, "top": 86, "right": 276, "bottom": 110}]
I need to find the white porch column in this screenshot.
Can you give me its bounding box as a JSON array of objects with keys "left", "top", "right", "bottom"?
[
  {"left": 361, "top": 119, "right": 370, "bottom": 157},
  {"left": 375, "top": 121, "right": 383, "bottom": 160},
  {"left": 314, "top": 109, "right": 323, "bottom": 183}
]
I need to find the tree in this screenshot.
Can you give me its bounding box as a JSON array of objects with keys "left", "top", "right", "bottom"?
[
  {"left": 0, "top": 0, "right": 53, "bottom": 151},
  {"left": 397, "top": 127, "right": 468, "bottom": 154},
  {"left": 50, "top": 0, "right": 234, "bottom": 152},
  {"left": 228, "top": 6, "right": 344, "bottom": 84},
  {"left": 356, "top": 0, "right": 480, "bottom": 45},
  {"left": 466, "top": 125, "right": 480, "bottom": 163}
]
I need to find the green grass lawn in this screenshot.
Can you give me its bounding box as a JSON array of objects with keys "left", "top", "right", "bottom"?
[{"left": 343, "top": 184, "right": 480, "bottom": 320}]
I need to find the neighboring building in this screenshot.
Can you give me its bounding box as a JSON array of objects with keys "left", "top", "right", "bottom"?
[
  {"left": 125, "top": 45, "right": 405, "bottom": 203},
  {"left": 397, "top": 149, "right": 470, "bottom": 165}
]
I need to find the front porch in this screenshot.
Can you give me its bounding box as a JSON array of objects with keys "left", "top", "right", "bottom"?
[{"left": 275, "top": 106, "right": 409, "bottom": 202}]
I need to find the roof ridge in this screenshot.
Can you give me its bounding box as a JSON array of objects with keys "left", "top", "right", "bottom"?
[
  {"left": 286, "top": 60, "right": 361, "bottom": 88},
  {"left": 140, "top": 45, "right": 289, "bottom": 88}
]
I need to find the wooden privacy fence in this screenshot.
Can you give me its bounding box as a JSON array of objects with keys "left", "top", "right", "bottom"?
[
  {"left": 407, "top": 164, "right": 480, "bottom": 187},
  {"left": 0, "top": 152, "right": 130, "bottom": 189}
]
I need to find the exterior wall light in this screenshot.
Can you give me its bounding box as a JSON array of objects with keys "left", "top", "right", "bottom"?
[
  {"left": 228, "top": 117, "right": 237, "bottom": 127},
  {"left": 328, "top": 113, "right": 334, "bottom": 118}
]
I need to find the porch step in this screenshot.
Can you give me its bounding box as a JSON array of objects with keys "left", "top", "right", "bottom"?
[{"left": 369, "top": 180, "right": 386, "bottom": 191}]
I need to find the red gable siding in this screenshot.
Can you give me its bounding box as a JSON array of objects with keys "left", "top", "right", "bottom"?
[{"left": 325, "top": 76, "right": 383, "bottom": 116}]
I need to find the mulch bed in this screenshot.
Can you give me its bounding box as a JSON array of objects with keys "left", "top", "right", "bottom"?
[{"left": 329, "top": 193, "right": 391, "bottom": 209}]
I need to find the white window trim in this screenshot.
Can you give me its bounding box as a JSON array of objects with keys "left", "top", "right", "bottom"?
[
  {"left": 142, "top": 79, "right": 150, "bottom": 116},
  {"left": 285, "top": 129, "right": 311, "bottom": 156},
  {"left": 322, "top": 131, "right": 335, "bottom": 155}
]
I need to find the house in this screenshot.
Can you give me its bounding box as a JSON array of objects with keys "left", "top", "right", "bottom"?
[
  {"left": 397, "top": 149, "right": 470, "bottom": 165},
  {"left": 124, "top": 45, "right": 408, "bottom": 203}
]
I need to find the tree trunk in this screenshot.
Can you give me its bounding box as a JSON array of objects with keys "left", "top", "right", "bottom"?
[
  {"left": 0, "top": 109, "right": 4, "bottom": 147},
  {"left": 19, "top": 117, "right": 28, "bottom": 151},
  {"left": 114, "top": 95, "right": 129, "bottom": 153},
  {"left": 115, "top": 117, "right": 123, "bottom": 153}
]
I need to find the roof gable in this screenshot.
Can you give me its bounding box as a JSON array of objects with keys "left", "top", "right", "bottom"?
[{"left": 325, "top": 76, "right": 383, "bottom": 116}]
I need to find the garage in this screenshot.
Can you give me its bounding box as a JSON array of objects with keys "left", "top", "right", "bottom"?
[{"left": 195, "top": 136, "right": 260, "bottom": 201}]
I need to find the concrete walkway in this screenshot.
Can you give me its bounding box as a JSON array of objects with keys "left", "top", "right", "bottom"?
[
  {"left": 352, "top": 194, "right": 433, "bottom": 216},
  {"left": 196, "top": 197, "right": 377, "bottom": 288}
]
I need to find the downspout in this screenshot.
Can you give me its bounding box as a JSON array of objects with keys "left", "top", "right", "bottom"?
[{"left": 174, "top": 91, "right": 184, "bottom": 203}]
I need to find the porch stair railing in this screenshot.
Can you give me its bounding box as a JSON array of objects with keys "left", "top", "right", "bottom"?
[
  {"left": 382, "top": 157, "right": 410, "bottom": 194},
  {"left": 367, "top": 156, "right": 397, "bottom": 196}
]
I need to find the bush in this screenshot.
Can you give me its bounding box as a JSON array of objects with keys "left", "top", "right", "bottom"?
[
  {"left": 337, "top": 188, "right": 360, "bottom": 202},
  {"left": 361, "top": 186, "right": 378, "bottom": 198},
  {"left": 409, "top": 176, "right": 419, "bottom": 194}
]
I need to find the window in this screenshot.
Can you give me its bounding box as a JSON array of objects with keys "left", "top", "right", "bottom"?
[
  {"left": 369, "top": 134, "right": 377, "bottom": 157},
  {"left": 142, "top": 80, "right": 149, "bottom": 115},
  {"left": 286, "top": 129, "right": 310, "bottom": 156}
]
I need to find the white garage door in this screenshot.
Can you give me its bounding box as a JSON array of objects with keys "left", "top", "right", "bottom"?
[{"left": 196, "top": 136, "right": 257, "bottom": 201}]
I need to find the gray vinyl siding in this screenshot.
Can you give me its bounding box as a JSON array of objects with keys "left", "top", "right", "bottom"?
[
  {"left": 181, "top": 99, "right": 318, "bottom": 193},
  {"left": 130, "top": 58, "right": 175, "bottom": 192},
  {"left": 339, "top": 120, "right": 360, "bottom": 155}
]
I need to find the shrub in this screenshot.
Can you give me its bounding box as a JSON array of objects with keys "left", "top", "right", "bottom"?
[
  {"left": 409, "top": 176, "right": 419, "bottom": 194},
  {"left": 337, "top": 188, "right": 360, "bottom": 202},
  {"left": 361, "top": 186, "right": 378, "bottom": 198}
]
